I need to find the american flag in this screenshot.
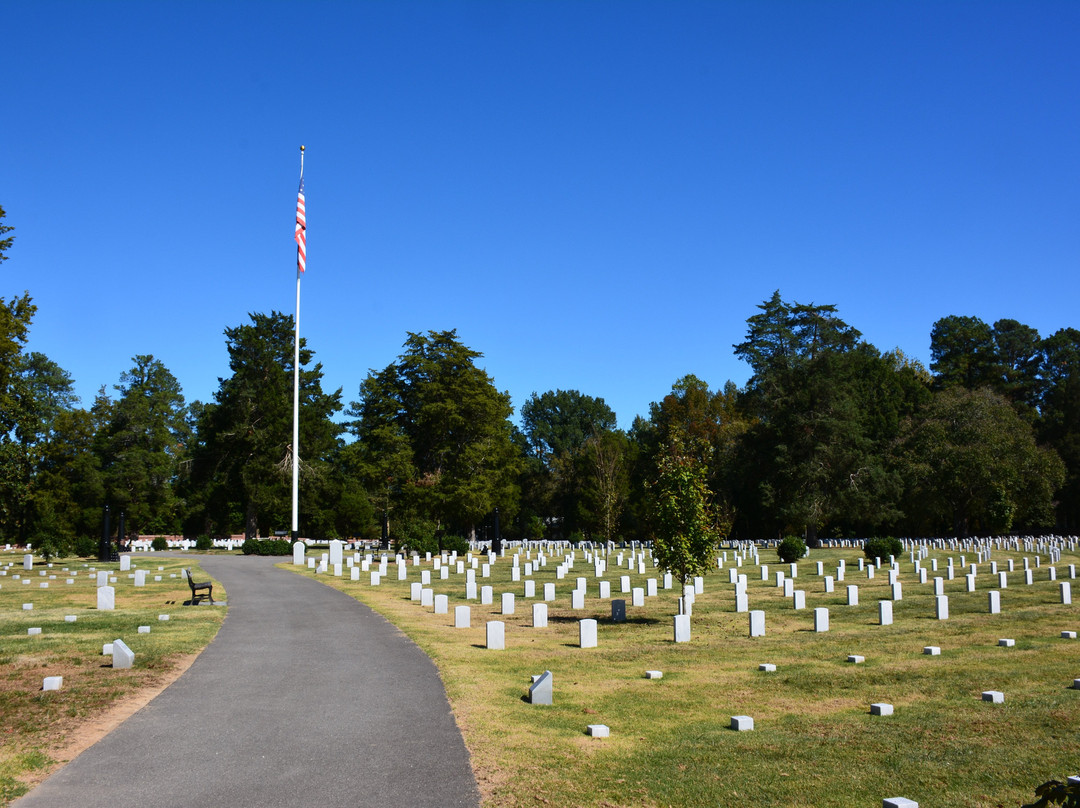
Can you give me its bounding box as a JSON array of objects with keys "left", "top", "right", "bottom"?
[{"left": 295, "top": 177, "right": 306, "bottom": 273}]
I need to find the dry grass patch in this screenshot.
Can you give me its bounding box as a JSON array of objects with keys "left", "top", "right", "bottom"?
[
  {"left": 289, "top": 545, "right": 1080, "bottom": 807},
  {"left": 0, "top": 552, "right": 224, "bottom": 803}
]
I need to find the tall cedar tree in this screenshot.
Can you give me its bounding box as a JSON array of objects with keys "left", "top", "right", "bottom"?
[
  {"left": 349, "top": 330, "right": 520, "bottom": 541},
  {"left": 186, "top": 312, "right": 342, "bottom": 539}
]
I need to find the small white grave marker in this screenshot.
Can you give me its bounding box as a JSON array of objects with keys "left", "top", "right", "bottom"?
[
  {"left": 580, "top": 618, "right": 598, "bottom": 648},
  {"left": 586, "top": 724, "right": 609, "bottom": 738},
  {"left": 982, "top": 690, "right": 1004, "bottom": 703},
  {"left": 879, "top": 600, "right": 893, "bottom": 626},
  {"left": 814, "top": 607, "right": 829, "bottom": 632},
  {"left": 97, "top": 586, "right": 115, "bottom": 611},
  {"left": 749, "top": 610, "right": 765, "bottom": 637},
  {"left": 43, "top": 676, "right": 63, "bottom": 691},
  {"left": 923, "top": 646, "right": 941, "bottom": 656},
  {"left": 870, "top": 703, "right": 894, "bottom": 716},
  {"left": 529, "top": 670, "right": 553, "bottom": 705},
  {"left": 673, "top": 613, "right": 690, "bottom": 643},
  {"left": 112, "top": 639, "right": 135, "bottom": 669},
  {"left": 645, "top": 670, "right": 663, "bottom": 679},
  {"left": 730, "top": 715, "right": 754, "bottom": 731}
]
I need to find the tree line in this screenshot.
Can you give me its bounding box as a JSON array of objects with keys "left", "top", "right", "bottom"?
[{"left": 2, "top": 206, "right": 1077, "bottom": 555}]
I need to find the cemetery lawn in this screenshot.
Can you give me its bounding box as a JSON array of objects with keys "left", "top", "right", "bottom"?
[
  {"left": 0, "top": 553, "right": 224, "bottom": 804},
  {"left": 294, "top": 546, "right": 1080, "bottom": 808}
]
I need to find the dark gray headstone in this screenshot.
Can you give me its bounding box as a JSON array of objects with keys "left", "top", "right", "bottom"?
[{"left": 611, "top": 599, "right": 626, "bottom": 622}]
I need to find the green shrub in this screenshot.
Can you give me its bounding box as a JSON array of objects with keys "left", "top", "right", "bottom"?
[
  {"left": 241, "top": 538, "right": 293, "bottom": 556},
  {"left": 37, "top": 537, "right": 68, "bottom": 562},
  {"left": 776, "top": 536, "right": 807, "bottom": 563},
  {"left": 73, "top": 535, "right": 97, "bottom": 557},
  {"left": 394, "top": 519, "right": 438, "bottom": 556},
  {"left": 863, "top": 536, "right": 903, "bottom": 561},
  {"left": 440, "top": 534, "right": 469, "bottom": 555},
  {"left": 194, "top": 535, "right": 213, "bottom": 551},
  {"left": 151, "top": 536, "right": 168, "bottom": 552}
]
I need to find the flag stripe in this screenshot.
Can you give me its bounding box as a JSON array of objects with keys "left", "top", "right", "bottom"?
[{"left": 295, "top": 177, "right": 306, "bottom": 273}]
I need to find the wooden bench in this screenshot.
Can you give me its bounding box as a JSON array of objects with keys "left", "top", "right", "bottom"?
[{"left": 184, "top": 568, "right": 213, "bottom": 604}]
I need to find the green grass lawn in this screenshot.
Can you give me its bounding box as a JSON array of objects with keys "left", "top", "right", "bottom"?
[
  {"left": 292, "top": 542, "right": 1080, "bottom": 808},
  {"left": 0, "top": 552, "right": 224, "bottom": 803}
]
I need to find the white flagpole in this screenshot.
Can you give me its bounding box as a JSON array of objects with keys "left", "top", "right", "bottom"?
[{"left": 292, "top": 145, "right": 304, "bottom": 542}]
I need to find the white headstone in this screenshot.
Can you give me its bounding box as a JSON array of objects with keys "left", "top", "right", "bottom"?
[
  {"left": 454, "top": 605, "right": 470, "bottom": 628},
  {"left": 814, "top": 607, "right": 829, "bottom": 632},
  {"left": 486, "top": 621, "right": 505, "bottom": 650},
  {"left": 97, "top": 586, "right": 115, "bottom": 610},
  {"left": 532, "top": 602, "right": 548, "bottom": 628},
  {"left": 879, "top": 600, "right": 893, "bottom": 626},
  {"left": 935, "top": 594, "right": 949, "bottom": 620},
  {"left": 529, "top": 670, "right": 553, "bottom": 705},
  {"left": 749, "top": 610, "right": 765, "bottom": 637},
  {"left": 112, "top": 639, "right": 134, "bottom": 669},
  {"left": 580, "top": 618, "right": 598, "bottom": 648},
  {"left": 673, "top": 613, "right": 691, "bottom": 643}
]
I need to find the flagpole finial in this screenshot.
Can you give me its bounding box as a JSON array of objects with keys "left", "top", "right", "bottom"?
[{"left": 300, "top": 145, "right": 305, "bottom": 152}]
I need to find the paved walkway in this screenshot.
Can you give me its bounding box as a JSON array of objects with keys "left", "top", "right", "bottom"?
[{"left": 15, "top": 554, "right": 481, "bottom": 808}]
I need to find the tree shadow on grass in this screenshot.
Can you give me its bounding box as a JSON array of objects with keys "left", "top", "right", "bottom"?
[{"left": 544, "top": 614, "right": 662, "bottom": 626}]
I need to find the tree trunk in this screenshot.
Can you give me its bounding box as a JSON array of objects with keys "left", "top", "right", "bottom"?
[{"left": 245, "top": 501, "right": 258, "bottom": 540}]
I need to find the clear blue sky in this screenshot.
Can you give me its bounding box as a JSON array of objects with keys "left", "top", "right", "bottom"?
[{"left": 4, "top": 1, "right": 1078, "bottom": 429}]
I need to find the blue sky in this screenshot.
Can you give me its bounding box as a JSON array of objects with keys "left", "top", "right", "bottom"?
[{"left": 4, "top": 1, "right": 1078, "bottom": 429}]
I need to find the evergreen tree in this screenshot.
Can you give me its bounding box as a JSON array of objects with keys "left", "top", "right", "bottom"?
[
  {"left": 348, "top": 330, "right": 520, "bottom": 541},
  {"left": 186, "top": 312, "right": 342, "bottom": 538},
  {"left": 98, "top": 355, "right": 188, "bottom": 536}
]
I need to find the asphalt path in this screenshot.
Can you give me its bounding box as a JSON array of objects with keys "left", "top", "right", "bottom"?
[{"left": 15, "top": 554, "right": 481, "bottom": 808}]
